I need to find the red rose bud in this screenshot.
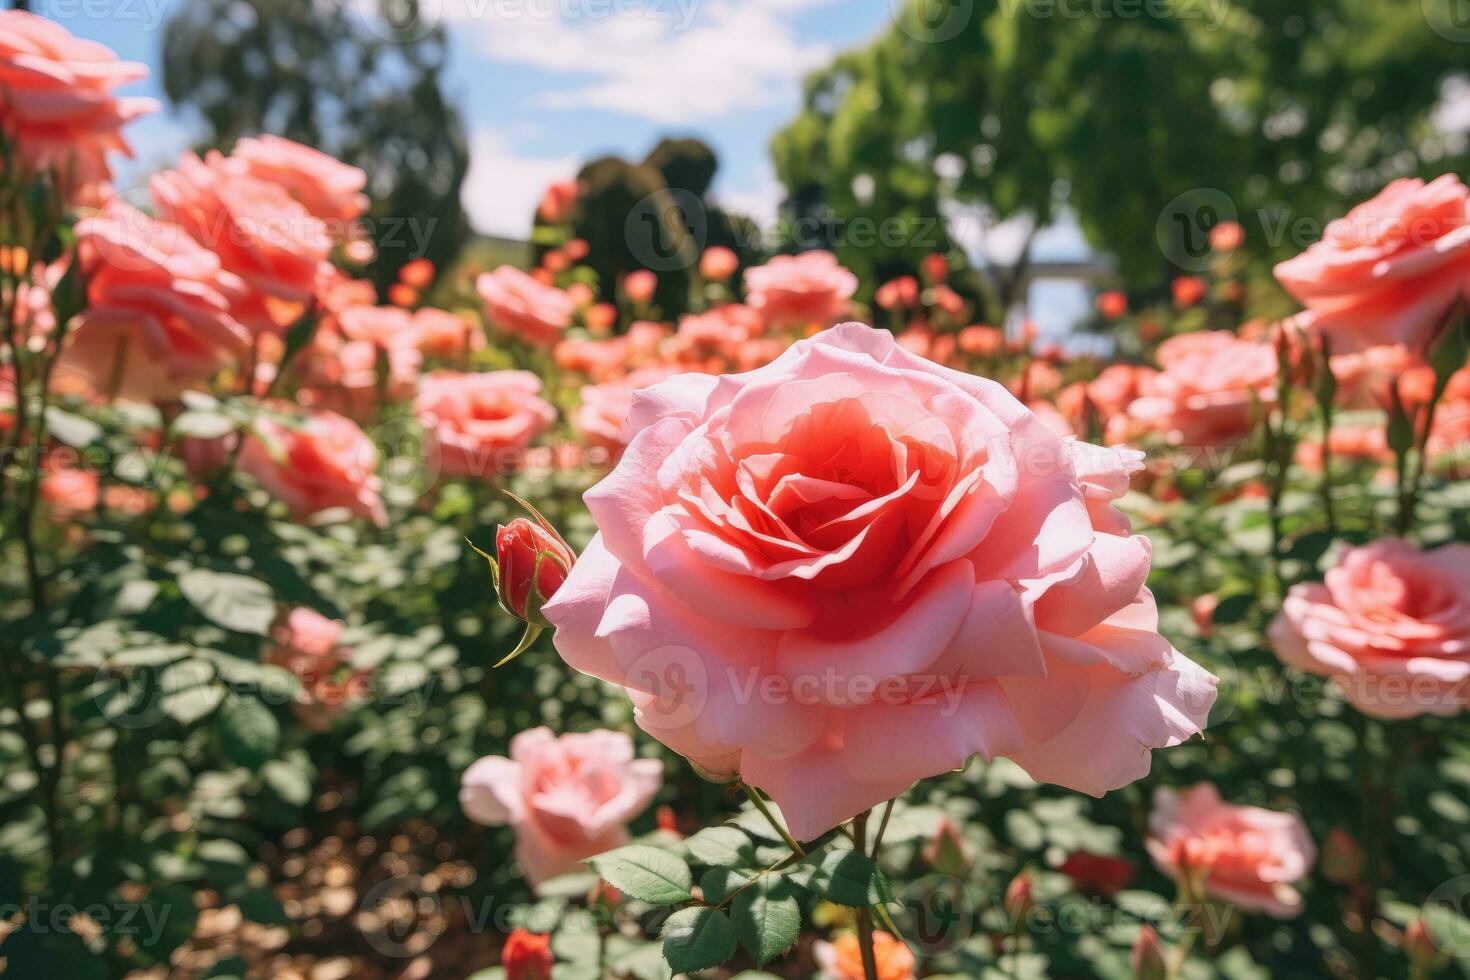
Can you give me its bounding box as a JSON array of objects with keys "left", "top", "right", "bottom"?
[
  {"left": 1003, "top": 870, "right": 1035, "bottom": 930},
  {"left": 922, "top": 816, "right": 971, "bottom": 877},
  {"left": 502, "top": 928, "right": 554, "bottom": 980},
  {"left": 1130, "top": 925, "right": 1168, "bottom": 980},
  {"left": 469, "top": 491, "right": 575, "bottom": 666},
  {"left": 1320, "top": 827, "right": 1364, "bottom": 885},
  {"left": 1058, "top": 851, "right": 1135, "bottom": 898},
  {"left": 922, "top": 252, "right": 949, "bottom": 284}
]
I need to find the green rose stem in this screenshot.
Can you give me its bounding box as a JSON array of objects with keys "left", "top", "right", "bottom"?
[
  {"left": 1314, "top": 336, "right": 1337, "bottom": 537},
  {"left": 853, "top": 809, "right": 881, "bottom": 980},
  {"left": 742, "top": 784, "right": 805, "bottom": 858}
]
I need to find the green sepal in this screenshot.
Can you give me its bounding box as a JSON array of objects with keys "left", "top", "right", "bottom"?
[{"left": 494, "top": 623, "right": 544, "bottom": 668}]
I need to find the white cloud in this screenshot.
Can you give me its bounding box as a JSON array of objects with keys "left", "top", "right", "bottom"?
[
  {"left": 442, "top": 0, "right": 838, "bottom": 123},
  {"left": 460, "top": 131, "right": 579, "bottom": 237}
]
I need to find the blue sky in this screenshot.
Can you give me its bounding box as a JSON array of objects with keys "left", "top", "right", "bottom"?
[{"left": 38, "top": 0, "right": 896, "bottom": 237}]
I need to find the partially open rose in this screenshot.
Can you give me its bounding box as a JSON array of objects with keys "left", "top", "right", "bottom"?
[{"left": 546, "top": 323, "right": 1216, "bottom": 840}]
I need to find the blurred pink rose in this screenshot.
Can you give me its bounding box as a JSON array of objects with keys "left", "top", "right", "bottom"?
[
  {"left": 337, "top": 303, "right": 482, "bottom": 360},
  {"left": 0, "top": 11, "right": 158, "bottom": 200},
  {"left": 699, "top": 246, "right": 739, "bottom": 281},
  {"left": 1147, "top": 784, "right": 1315, "bottom": 918},
  {"left": 537, "top": 179, "right": 579, "bottom": 225},
  {"left": 744, "top": 251, "right": 857, "bottom": 329},
  {"left": 1209, "top": 221, "right": 1245, "bottom": 252},
  {"left": 413, "top": 371, "right": 557, "bottom": 479},
  {"left": 1113, "top": 331, "right": 1276, "bottom": 446},
  {"left": 545, "top": 323, "right": 1215, "bottom": 840},
  {"left": 1087, "top": 364, "right": 1156, "bottom": 419},
  {"left": 230, "top": 134, "right": 368, "bottom": 231},
  {"left": 575, "top": 367, "right": 678, "bottom": 452},
  {"left": 1171, "top": 275, "right": 1207, "bottom": 308},
  {"left": 623, "top": 269, "right": 657, "bottom": 306},
  {"left": 477, "top": 266, "right": 576, "bottom": 348},
  {"left": 1274, "top": 175, "right": 1470, "bottom": 354},
  {"left": 459, "top": 727, "right": 662, "bottom": 887},
  {"left": 238, "top": 409, "right": 387, "bottom": 526},
  {"left": 60, "top": 201, "right": 251, "bottom": 402},
  {"left": 152, "top": 151, "right": 331, "bottom": 334},
  {"left": 267, "top": 608, "right": 369, "bottom": 732},
  {"left": 40, "top": 456, "right": 99, "bottom": 518},
  {"left": 1268, "top": 539, "right": 1470, "bottom": 718}
]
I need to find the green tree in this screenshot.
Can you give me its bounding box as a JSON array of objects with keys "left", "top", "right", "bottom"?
[
  {"left": 773, "top": 0, "right": 1470, "bottom": 296},
  {"left": 161, "top": 0, "right": 469, "bottom": 292}
]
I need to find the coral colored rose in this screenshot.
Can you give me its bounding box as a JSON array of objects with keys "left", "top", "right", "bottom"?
[
  {"left": 412, "top": 307, "right": 484, "bottom": 358},
  {"left": 230, "top": 134, "right": 368, "bottom": 231},
  {"left": 152, "top": 151, "right": 331, "bottom": 334},
  {"left": 398, "top": 257, "right": 435, "bottom": 290},
  {"left": 1147, "top": 784, "right": 1315, "bottom": 918},
  {"left": 1087, "top": 364, "right": 1156, "bottom": 420},
  {"left": 544, "top": 323, "right": 1216, "bottom": 840},
  {"left": 1096, "top": 290, "right": 1127, "bottom": 320},
  {"left": 1274, "top": 175, "right": 1470, "bottom": 354},
  {"left": 1113, "top": 331, "right": 1276, "bottom": 446},
  {"left": 0, "top": 11, "right": 158, "bottom": 201},
  {"left": 814, "top": 931, "right": 916, "bottom": 980},
  {"left": 337, "top": 303, "right": 481, "bottom": 359},
  {"left": 413, "top": 371, "right": 557, "bottom": 479},
  {"left": 1268, "top": 539, "right": 1470, "bottom": 718},
  {"left": 459, "top": 727, "right": 662, "bottom": 887},
  {"left": 238, "top": 409, "right": 387, "bottom": 526},
  {"left": 500, "top": 929, "right": 554, "bottom": 980},
  {"left": 40, "top": 457, "right": 100, "bottom": 518},
  {"left": 669, "top": 305, "right": 764, "bottom": 369},
  {"left": 537, "top": 179, "right": 579, "bottom": 225},
  {"left": 623, "top": 269, "right": 657, "bottom": 305},
  {"left": 477, "top": 266, "right": 576, "bottom": 348},
  {"left": 958, "top": 325, "right": 1004, "bottom": 357},
  {"left": 699, "top": 245, "right": 739, "bottom": 281},
  {"left": 1171, "top": 276, "right": 1207, "bottom": 308},
  {"left": 555, "top": 336, "right": 637, "bottom": 383},
  {"left": 1209, "top": 221, "right": 1245, "bottom": 252},
  {"left": 922, "top": 252, "right": 949, "bottom": 284},
  {"left": 60, "top": 201, "right": 251, "bottom": 402},
  {"left": 744, "top": 251, "right": 857, "bottom": 328},
  {"left": 931, "top": 284, "right": 967, "bottom": 320},
  {"left": 1293, "top": 424, "right": 1391, "bottom": 472}
]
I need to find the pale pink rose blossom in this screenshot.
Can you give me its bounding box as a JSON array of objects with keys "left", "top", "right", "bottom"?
[
  {"left": 1112, "top": 331, "right": 1276, "bottom": 447},
  {"left": 0, "top": 11, "right": 158, "bottom": 201},
  {"left": 1274, "top": 175, "right": 1470, "bottom": 354},
  {"left": 413, "top": 371, "right": 557, "bottom": 479},
  {"left": 1268, "top": 539, "right": 1470, "bottom": 718},
  {"left": 59, "top": 201, "right": 251, "bottom": 402},
  {"left": 545, "top": 323, "right": 1216, "bottom": 840},
  {"left": 459, "top": 727, "right": 662, "bottom": 888},
  {"left": 267, "top": 608, "right": 370, "bottom": 732},
  {"left": 152, "top": 151, "right": 332, "bottom": 335},
  {"left": 477, "top": 266, "right": 576, "bottom": 348},
  {"left": 230, "top": 134, "right": 369, "bottom": 229},
  {"left": 238, "top": 410, "right": 387, "bottom": 526},
  {"left": 1147, "top": 784, "right": 1315, "bottom": 919},
  {"left": 744, "top": 251, "right": 858, "bottom": 328}
]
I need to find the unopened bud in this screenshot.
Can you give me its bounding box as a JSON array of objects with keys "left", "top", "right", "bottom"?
[{"left": 1130, "top": 924, "right": 1168, "bottom": 980}]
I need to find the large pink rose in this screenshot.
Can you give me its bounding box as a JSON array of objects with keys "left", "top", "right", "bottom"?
[
  {"left": 459, "top": 727, "right": 662, "bottom": 888},
  {"left": 0, "top": 11, "right": 158, "bottom": 201},
  {"left": 1268, "top": 539, "right": 1470, "bottom": 719},
  {"left": 1110, "top": 331, "right": 1276, "bottom": 447},
  {"left": 544, "top": 323, "right": 1216, "bottom": 840},
  {"left": 1274, "top": 175, "right": 1470, "bottom": 354},
  {"left": 238, "top": 409, "right": 387, "bottom": 526},
  {"left": 152, "top": 151, "right": 331, "bottom": 334},
  {"left": 1147, "top": 784, "right": 1315, "bottom": 919},
  {"left": 477, "top": 266, "right": 576, "bottom": 348},
  {"left": 59, "top": 201, "right": 251, "bottom": 402},
  {"left": 744, "top": 251, "right": 858, "bottom": 329},
  {"left": 229, "top": 134, "right": 368, "bottom": 230},
  {"left": 413, "top": 371, "right": 557, "bottom": 479}
]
